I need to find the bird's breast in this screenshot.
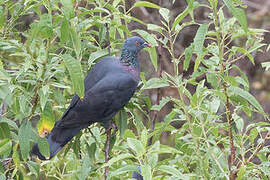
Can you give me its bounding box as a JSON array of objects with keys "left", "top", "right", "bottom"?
[{"left": 121, "top": 65, "right": 140, "bottom": 80}]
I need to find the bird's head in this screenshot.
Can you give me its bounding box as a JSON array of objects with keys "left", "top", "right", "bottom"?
[{"left": 122, "top": 36, "right": 152, "bottom": 53}]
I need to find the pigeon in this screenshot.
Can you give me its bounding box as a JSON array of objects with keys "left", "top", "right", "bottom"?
[{"left": 32, "top": 36, "right": 151, "bottom": 160}]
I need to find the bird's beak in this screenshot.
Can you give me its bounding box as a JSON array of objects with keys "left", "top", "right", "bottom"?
[{"left": 143, "top": 42, "right": 152, "bottom": 48}]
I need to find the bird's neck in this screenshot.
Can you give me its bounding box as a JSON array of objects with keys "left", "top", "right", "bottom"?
[{"left": 120, "top": 48, "right": 139, "bottom": 70}]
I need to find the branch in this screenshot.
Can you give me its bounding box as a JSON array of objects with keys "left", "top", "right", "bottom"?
[{"left": 245, "top": 131, "right": 270, "bottom": 165}]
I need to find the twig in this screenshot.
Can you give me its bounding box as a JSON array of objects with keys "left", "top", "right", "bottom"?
[{"left": 222, "top": 72, "right": 235, "bottom": 179}]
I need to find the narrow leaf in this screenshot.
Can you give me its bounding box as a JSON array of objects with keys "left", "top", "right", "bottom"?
[
  {"left": 157, "top": 165, "right": 184, "bottom": 177},
  {"left": 146, "top": 47, "right": 158, "bottom": 71},
  {"left": 119, "top": 109, "right": 128, "bottom": 138},
  {"left": 159, "top": 8, "right": 170, "bottom": 22},
  {"left": 60, "top": 17, "right": 70, "bottom": 44},
  {"left": 141, "top": 164, "right": 152, "bottom": 180},
  {"left": 172, "top": 7, "right": 190, "bottom": 30},
  {"left": 194, "top": 24, "right": 209, "bottom": 55},
  {"left": 133, "top": 1, "right": 161, "bottom": 9},
  {"left": 223, "top": 0, "right": 248, "bottom": 32},
  {"left": 184, "top": 43, "right": 194, "bottom": 70},
  {"left": 0, "top": 138, "right": 11, "bottom": 155},
  {"left": 88, "top": 49, "right": 118, "bottom": 68},
  {"left": 142, "top": 78, "right": 169, "bottom": 89},
  {"left": 102, "top": 153, "right": 134, "bottom": 168},
  {"left": 110, "top": 165, "right": 138, "bottom": 177},
  {"left": 0, "top": 122, "right": 10, "bottom": 139},
  {"left": 229, "top": 86, "right": 264, "bottom": 113},
  {"left": 62, "top": 54, "right": 84, "bottom": 98},
  {"left": 127, "top": 138, "right": 145, "bottom": 157},
  {"left": 193, "top": 24, "right": 208, "bottom": 71}
]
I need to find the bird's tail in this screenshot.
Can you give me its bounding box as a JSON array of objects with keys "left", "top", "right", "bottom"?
[{"left": 31, "top": 122, "right": 83, "bottom": 160}]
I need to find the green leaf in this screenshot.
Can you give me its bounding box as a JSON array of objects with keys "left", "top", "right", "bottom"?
[
  {"left": 0, "top": 174, "right": 5, "bottom": 180},
  {"left": 60, "top": 17, "right": 70, "bottom": 44},
  {"left": 159, "top": 8, "right": 170, "bottom": 22},
  {"left": 142, "top": 78, "right": 169, "bottom": 89},
  {"left": 141, "top": 164, "right": 152, "bottom": 180},
  {"left": 70, "top": 23, "right": 81, "bottom": 59},
  {"left": 113, "top": 0, "right": 122, "bottom": 7},
  {"left": 210, "top": 97, "right": 220, "bottom": 113},
  {"left": 0, "top": 6, "right": 5, "bottom": 29},
  {"left": 37, "top": 137, "right": 50, "bottom": 158},
  {"left": 0, "top": 122, "right": 10, "bottom": 139},
  {"left": 88, "top": 49, "right": 118, "bottom": 68},
  {"left": 102, "top": 153, "right": 134, "bottom": 168},
  {"left": 119, "top": 110, "right": 128, "bottom": 138},
  {"left": 184, "top": 43, "right": 194, "bottom": 70},
  {"left": 233, "top": 113, "right": 244, "bottom": 132},
  {"left": 61, "top": 0, "right": 74, "bottom": 19},
  {"left": 27, "top": 161, "right": 40, "bottom": 179},
  {"left": 1, "top": 117, "right": 18, "bottom": 130},
  {"left": 0, "top": 138, "right": 11, "bottom": 156},
  {"left": 262, "top": 62, "right": 270, "bottom": 71},
  {"left": 132, "top": 30, "right": 158, "bottom": 47},
  {"left": 0, "top": 86, "right": 12, "bottom": 106},
  {"left": 172, "top": 7, "right": 190, "bottom": 30},
  {"left": 230, "top": 46, "right": 254, "bottom": 64},
  {"left": 147, "top": 24, "right": 163, "bottom": 33},
  {"left": 76, "top": 155, "right": 91, "bottom": 180},
  {"left": 86, "top": 142, "right": 96, "bottom": 160},
  {"left": 223, "top": 0, "right": 248, "bottom": 33},
  {"left": 194, "top": 24, "right": 209, "bottom": 55},
  {"left": 62, "top": 54, "right": 84, "bottom": 98},
  {"left": 141, "top": 128, "right": 148, "bottom": 149},
  {"left": 151, "top": 97, "right": 171, "bottom": 111},
  {"left": 193, "top": 24, "right": 209, "bottom": 71},
  {"left": 133, "top": 1, "right": 161, "bottom": 9},
  {"left": 127, "top": 138, "right": 145, "bottom": 156},
  {"left": 146, "top": 47, "right": 158, "bottom": 71},
  {"left": 229, "top": 86, "right": 264, "bottom": 113},
  {"left": 110, "top": 165, "right": 138, "bottom": 177},
  {"left": 38, "top": 14, "right": 53, "bottom": 39},
  {"left": 18, "top": 122, "right": 36, "bottom": 160},
  {"left": 157, "top": 165, "right": 184, "bottom": 177},
  {"left": 236, "top": 166, "right": 246, "bottom": 180},
  {"left": 147, "top": 152, "right": 158, "bottom": 168},
  {"left": 38, "top": 85, "right": 50, "bottom": 111}
]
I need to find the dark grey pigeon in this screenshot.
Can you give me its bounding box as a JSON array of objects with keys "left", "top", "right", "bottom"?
[{"left": 32, "top": 36, "right": 151, "bottom": 160}]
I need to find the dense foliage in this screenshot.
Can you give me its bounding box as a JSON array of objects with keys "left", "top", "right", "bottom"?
[{"left": 0, "top": 0, "right": 269, "bottom": 179}]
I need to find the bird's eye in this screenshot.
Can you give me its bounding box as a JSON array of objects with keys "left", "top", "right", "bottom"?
[{"left": 134, "top": 41, "right": 140, "bottom": 46}]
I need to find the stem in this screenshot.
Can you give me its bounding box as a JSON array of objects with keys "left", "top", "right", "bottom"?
[{"left": 212, "top": 1, "right": 235, "bottom": 178}]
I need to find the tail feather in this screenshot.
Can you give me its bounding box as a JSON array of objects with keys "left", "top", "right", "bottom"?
[{"left": 31, "top": 123, "right": 83, "bottom": 160}]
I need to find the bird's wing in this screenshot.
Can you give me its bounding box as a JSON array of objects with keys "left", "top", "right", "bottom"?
[{"left": 57, "top": 72, "right": 138, "bottom": 128}]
